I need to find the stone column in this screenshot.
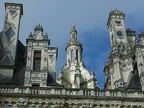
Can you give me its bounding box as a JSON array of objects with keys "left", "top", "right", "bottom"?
[
  {"left": 70, "top": 49, "right": 72, "bottom": 62},
  {"left": 110, "top": 74, "right": 114, "bottom": 89},
  {"left": 116, "top": 61, "right": 121, "bottom": 80},
  {"left": 67, "top": 51, "right": 69, "bottom": 61},
  {"left": 78, "top": 50, "right": 81, "bottom": 62},
  {"left": 74, "top": 49, "right": 76, "bottom": 62},
  {"left": 95, "top": 104, "right": 101, "bottom": 108},
  {"left": 124, "top": 105, "right": 128, "bottom": 108},
  {"left": 101, "top": 104, "right": 107, "bottom": 108},
  {"left": 109, "top": 104, "right": 114, "bottom": 108}
]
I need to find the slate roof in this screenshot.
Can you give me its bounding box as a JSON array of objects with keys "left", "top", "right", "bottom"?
[
  {"left": 128, "top": 64, "right": 141, "bottom": 90},
  {"left": 47, "top": 74, "right": 63, "bottom": 88},
  {"left": 12, "top": 40, "right": 26, "bottom": 85},
  {"left": 0, "top": 31, "right": 3, "bottom": 45},
  {"left": 0, "top": 31, "right": 3, "bottom": 39}
]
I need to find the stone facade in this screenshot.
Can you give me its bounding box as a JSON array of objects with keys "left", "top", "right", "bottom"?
[
  {"left": 1, "top": 86, "right": 144, "bottom": 108},
  {"left": 0, "top": 2, "right": 144, "bottom": 108}
]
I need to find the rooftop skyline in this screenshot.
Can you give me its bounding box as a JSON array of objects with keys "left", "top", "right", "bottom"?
[{"left": 0, "top": 0, "right": 144, "bottom": 88}]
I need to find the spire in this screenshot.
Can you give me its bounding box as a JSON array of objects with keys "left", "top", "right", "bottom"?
[
  {"left": 70, "top": 25, "right": 77, "bottom": 39},
  {"left": 58, "top": 67, "right": 63, "bottom": 78},
  {"left": 66, "top": 25, "right": 82, "bottom": 50}
]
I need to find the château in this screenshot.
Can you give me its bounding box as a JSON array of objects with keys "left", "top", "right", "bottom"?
[{"left": 0, "top": 2, "right": 144, "bottom": 108}]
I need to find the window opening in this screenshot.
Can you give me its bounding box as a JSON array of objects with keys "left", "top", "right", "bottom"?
[
  {"left": 76, "top": 50, "right": 78, "bottom": 61},
  {"left": 32, "top": 83, "right": 39, "bottom": 87},
  {"left": 115, "top": 21, "right": 121, "bottom": 24},
  {"left": 71, "top": 50, "right": 74, "bottom": 62},
  {"left": 33, "top": 51, "right": 41, "bottom": 71}
]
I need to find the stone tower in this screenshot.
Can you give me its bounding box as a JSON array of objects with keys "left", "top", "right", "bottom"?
[
  {"left": 104, "top": 9, "right": 139, "bottom": 90},
  {"left": 57, "top": 25, "right": 98, "bottom": 89},
  {"left": 24, "top": 24, "right": 58, "bottom": 87},
  {"left": 0, "top": 3, "right": 23, "bottom": 84}
]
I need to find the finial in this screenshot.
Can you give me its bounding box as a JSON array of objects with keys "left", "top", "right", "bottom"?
[
  {"left": 58, "top": 67, "right": 63, "bottom": 78},
  {"left": 70, "top": 25, "right": 77, "bottom": 39},
  {"left": 72, "top": 25, "right": 75, "bottom": 29},
  {"left": 60, "top": 67, "right": 62, "bottom": 72},
  {"left": 91, "top": 69, "right": 95, "bottom": 76},
  {"left": 28, "top": 32, "right": 33, "bottom": 39},
  {"left": 46, "top": 32, "right": 48, "bottom": 36},
  {"left": 44, "top": 32, "right": 48, "bottom": 39}
]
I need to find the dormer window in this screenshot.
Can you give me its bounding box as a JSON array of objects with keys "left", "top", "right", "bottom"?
[{"left": 33, "top": 51, "right": 41, "bottom": 71}]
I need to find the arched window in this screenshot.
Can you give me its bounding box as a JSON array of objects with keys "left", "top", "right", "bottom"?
[
  {"left": 71, "top": 50, "right": 74, "bottom": 62},
  {"left": 76, "top": 50, "right": 78, "bottom": 61}
]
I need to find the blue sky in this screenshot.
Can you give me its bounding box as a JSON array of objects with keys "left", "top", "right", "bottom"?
[{"left": 0, "top": 0, "right": 144, "bottom": 88}]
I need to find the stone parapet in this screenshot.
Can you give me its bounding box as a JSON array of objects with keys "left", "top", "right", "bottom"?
[
  {"left": 0, "top": 85, "right": 144, "bottom": 98},
  {"left": 0, "top": 86, "right": 144, "bottom": 107}
]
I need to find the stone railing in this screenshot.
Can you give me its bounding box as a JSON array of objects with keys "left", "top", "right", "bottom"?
[{"left": 0, "top": 85, "right": 144, "bottom": 99}]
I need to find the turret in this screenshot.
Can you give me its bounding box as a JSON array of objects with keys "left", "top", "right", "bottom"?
[{"left": 57, "top": 25, "right": 98, "bottom": 89}]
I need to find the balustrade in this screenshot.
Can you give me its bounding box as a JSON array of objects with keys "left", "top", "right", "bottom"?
[{"left": 0, "top": 86, "right": 144, "bottom": 99}]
